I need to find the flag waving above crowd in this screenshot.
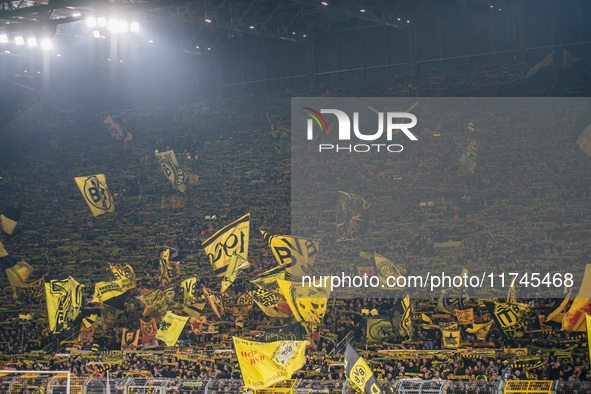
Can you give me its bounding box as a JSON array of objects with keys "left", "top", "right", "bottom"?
[{"left": 202, "top": 213, "right": 250, "bottom": 277}]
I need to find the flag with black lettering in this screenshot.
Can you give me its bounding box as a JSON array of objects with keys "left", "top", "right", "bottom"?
[
  {"left": 0, "top": 241, "right": 33, "bottom": 296},
  {"left": 74, "top": 174, "right": 115, "bottom": 216},
  {"left": 155, "top": 149, "right": 186, "bottom": 192},
  {"left": 233, "top": 337, "right": 308, "bottom": 390},
  {"left": 141, "top": 318, "right": 158, "bottom": 344},
  {"left": 344, "top": 344, "right": 383, "bottom": 394},
  {"left": 155, "top": 311, "right": 189, "bottom": 347},
  {"left": 121, "top": 328, "right": 140, "bottom": 350},
  {"left": 261, "top": 323, "right": 303, "bottom": 342},
  {"left": 248, "top": 288, "right": 292, "bottom": 318},
  {"left": 260, "top": 230, "right": 319, "bottom": 279},
  {"left": 16, "top": 277, "right": 45, "bottom": 300},
  {"left": 203, "top": 287, "right": 224, "bottom": 319},
  {"left": 1, "top": 206, "right": 21, "bottom": 235},
  {"left": 337, "top": 191, "right": 370, "bottom": 241},
  {"left": 232, "top": 293, "right": 254, "bottom": 316},
  {"left": 442, "top": 330, "right": 461, "bottom": 349},
  {"left": 388, "top": 295, "right": 412, "bottom": 338},
  {"left": 45, "top": 276, "right": 83, "bottom": 334},
  {"left": 221, "top": 253, "right": 250, "bottom": 293},
  {"left": 158, "top": 249, "right": 180, "bottom": 286},
  {"left": 139, "top": 288, "right": 169, "bottom": 321},
  {"left": 486, "top": 301, "right": 532, "bottom": 338},
  {"left": 181, "top": 277, "right": 198, "bottom": 305},
  {"left": 109, "top": 263, "right": 136, "bottom": 291},
  {"left": 203, "top": 213, "right": 250, "bottom": 277},
  {"left": 456, "top": 308, "right": 475, "bottom": 325},
  {"left": 277, "top": 278, "right": 329, "bottom": 330},
  {"left": 373, "top": 253, "right": 406, "bottom": 290},
  {"left": 91, "top": 280, "right": 125, "bottom": 304}
]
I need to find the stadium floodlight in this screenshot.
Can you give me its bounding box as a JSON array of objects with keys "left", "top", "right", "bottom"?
[
  {"left": 15, "top": 36, "right": 24, "bottom": 45},
  {"left": 97, "top": 17, "right": 107, "bottom": 27},
  {"left": 0, "top": 34, "right": 7, "bottom": 43},
  {"left": 205, "top": 18, "right": 212, "bottom": 23},
  {"left": 119, "top": 21, "right": 129, "bottom": 33},
  {"left": 130, "top": 22, "right": 139, "bottom": 32},
  {"left": 108, "top": 18, "right": 118, "bottom": 32},
  {"left": 92, "top": 30, "right": 101, "bottom": 38},
  {"left": 40, "top": 38, "right": 52, "bottom": 50},
  {"left": 27, "top": 37, "right": 37, "bottom": 47}
]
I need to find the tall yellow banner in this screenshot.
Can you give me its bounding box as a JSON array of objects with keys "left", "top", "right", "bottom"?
[
  {"left": 74, "top": 174, "right": 115, "bottom": 216},
  {"left": 45, "top": 276, "right": 83, "bottom": 334},
  {"left": 203, "top": 213, "right": 250, "bottom": 277},
  {"left": 155, "top": 312, "right": 189, "bottom": 347},
  {"left": 155, "top": 150, "right": 187, "bottom": 192}
]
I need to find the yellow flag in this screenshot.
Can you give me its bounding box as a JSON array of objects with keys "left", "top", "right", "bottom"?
[
  {"left": 586, "top": 314, "right": 591, "bottom": 365},
  {"left": 260, "top": 230, "right": 319, "bottom": 279},
  {"left": 203, "top": 287, "right": 224, "bottom": 319},
  {"left": 139, "top": 288, "right": 169, "bottom": 320},
  {"left": 466, "top": 320, "right": 494, "bottom": 341},
  {"left": 45, "top": 276, "right": 83, "bottom": 334},
  {"left": 181, "top": 277, "right": 198, "bottom": 305},
  {"left": 563, "top": 264, "right": 591, "bottom": 331},
  {"left": 155, "top": 311, "right": 189, "bottom": 347},
  {"left": 374, "top": 253, "right": 406, "bottom": 290},
  {"left": 109, "top": 263, "right": 136, "bottom": 291},
  {"left": 74, "top": 174, "right": 115, "bottom": 216},
  {"left": 203, "top": 213, "right": 250, "bottom": 277},
  {"left": 367, "top": 319, "right": 393, "bottom": 344},
  {"left": 277, "top": 278, "right": 330, "bottom": 329},
  {"left": 155, "top": 149, "right": 186, "bottom": 192},
  {"left": 0, "top": 206, "right": 20, "bottom": 235},
  {"left": 345, "top": 344, "right": 383, "bottom": 394},
  {"left": 251, "top": 263, "right": 288, "bottom": 291},
  {"left": 1, "top": 241, "right": 33, "bottom": 295},
  {"left": 456, "top": 308, "right": 475, "bottom": 325},
  {"left": 158, "top": 249, "right": 180, "bottom": 286},
  {"left": 546, "top": 291, "right": 571, "bottom": 323},
  {"left": 442, "top": 330, "right": 461, "bottom": 349},
  {"left": 221, "top": 253, "right": 250, "bottom": 293},
  {"left": 121, "top": 328, "right": 140, "bottom": 350},
  {"left": 91, "top": 280, "right": 125, "bottom": 304},
  {"left": 233, "top": 337, "right": 308, "bottom": 390},
  {"left": 248, "top": 288, "right": 292, "bottom": 318}
]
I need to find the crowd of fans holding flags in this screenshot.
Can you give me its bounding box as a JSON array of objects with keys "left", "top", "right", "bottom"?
[{"left": 1, "top": 68, "right": 591, "bottom": 392}]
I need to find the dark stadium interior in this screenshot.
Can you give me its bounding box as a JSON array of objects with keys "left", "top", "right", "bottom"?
[{"left": 0, "top": 0, "right": 591, "bottom": 393}]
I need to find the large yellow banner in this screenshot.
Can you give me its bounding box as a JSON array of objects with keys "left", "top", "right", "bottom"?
[
  {"left": 261, "top": 230, "right": 319, "bottom": 279},
  {"left": 155, "top": 312, "right": 189, "bottom": 347},
  {"left": 233, "top": 337, "right": 308, "bottom": 390},
  {"left": 45, "top": 276, "right": 83, "bottom": 334},
  {"left": 91, "top": 280, "right": 125, "bottom": 304},
  {"left": 74, "top": 174, "right": 115, "bottom": 216},
  {"left": 203, "top": 213, "right": 250, "bottom": 277}
]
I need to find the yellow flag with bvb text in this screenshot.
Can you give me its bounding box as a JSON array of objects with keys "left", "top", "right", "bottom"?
[
  {"left": 91, "top": 280, "right": 125, "bottom": 304},
  {"left": 110, "top": 263, "right": 136, "bottom": 291},
  {"left": 155, "top": 150, "right": 186, "bottom": 192},
  {"left": 203, "top": 213, "right": 250, "bottom": 277},
  {"left": 345, "top": 344, "right": 383, "bottom": 394},
  {"left": 181, "top": 277, "right": 198, "bottom": 305},
  {"left": 155, "top": 311, "right": 189, "bottom": 347},
  {"left": 233, "top": 337, "right": 308, "bottom": 390},
  {"left": 74, "top": 174, "right": 115, "bottom": 216},
  {"left": 277, "top": 279, "right": 329, "bottom": 329},
  {"left": 260, "top": 230, "right": 319, "bottom": 279}
]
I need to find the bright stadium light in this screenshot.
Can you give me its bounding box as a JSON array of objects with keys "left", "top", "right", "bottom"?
[
  {"left": 15, "top": 36, "right": 24, "bottom": 45},
  {"left": 0, "top": 34, "right": 7, "bottom": 43},
  {"left": 27, "top": 37, "right": 37, "bottom": 47},
  {"left": 40, "top": 38, "right": 52, "bottom": 50},
  {"left": 92, "top": 30, "right": 101, "bottom": 38},
  {"left": 86, "top": 17, "right": 97, "bottom": 27},
  {"left": 130, "top": 22, "right": 139, "bottom": 32},
  {"left": 119, "top": 21, "right": 129, "bottom": 33},
  {"left": 97, "top": 17, "right": 107, "bottom": 27}
]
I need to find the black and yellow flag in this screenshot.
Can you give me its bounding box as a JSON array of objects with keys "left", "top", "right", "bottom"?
[
  {"left": 45, "top": 276, "right": 83, "bottom": 334},
  {"left": 74, "top": 174, "right": 115, "bottom": 216},
  {"left": 251, "top": 263, "right": 288, "bottom": 291},
  {"left": 141, "top": 318, "right": 158, "bottom": 344},
  {"left": 337, "top": 191, "right": 370, "bottom": 241},
  {"left": 203, "top": 213, "right": 250, "bottom": 277},
  {"left": 221, "top": 253, "right": 250, "bottom": 293},
  {"left": 345, "top": 344, "right": 383, "bottom": 394},
  {"left": 91, "top": 280, "right": 125, "bottom": 304},
  {"left": 155, "top": 149, "right": 186, "bottom": 192},
  {"left": 158, "top": 249, "right": 180, "bottom": 286},
  {"left": 456, "top": 308, "right": 475, "bottom": 325},
  {"left": 486, "top": 301, "right": 531, "bottom": 338},
  {"left": 388, "top": 295, "right": 412, "bottom": 338},
  {"left": 139, "top": 288, "right": 169, "bottom": 321},
  {"left": 1, "top": 206, "right": 21, "bottom": 235},
  {"left": 121, "top": 328, "right": 140, "bottom": 350},
  {"left": 234, "top": 337, "right": 308, "bottom": 390},
  {"left": 181, "top": 277, "right": 198, "bottom": 305},
  {"left": 442, "top": 330, "right": 461, "bottom": 349},
  {"left": 109, "top": 263, "right": 136, "bottom": 291},
  {"left": 373, "top": 253, "right": 406, "bottom": 291},
  {"left": 16, "top": 277, "right": 45, "bottom": 300},
  {"left": 367, "top": 319, "right": 394, "bottom": 344},
  {"left": 277, "top": 278, "right": 329, "bottom": 329},
  {"left": 586, "top": 314, "right": 591, "bottom": 366},
  {"left": 232, "top": 293, "right": 254, "bottom": 316},
  {"left": 203, "top": 287, "right": 224, "bottom": 319},
  {"left": 260, "top": 230, "right": 319, "bottom": 279},
  {"left": 262, "top": 323, "right": 303, "bottom": 342},
  {"left": 248, "top": 288, "right": 292, "bottom": 318},
  {"left": 155, "top": 311, "right": 189, "bottom": 347},
  {"left": 466, "top": 320, "right": 494, "bottom": 341},
  {"left": 0, "top": 241, "right": 33, "bottom": 296}
]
